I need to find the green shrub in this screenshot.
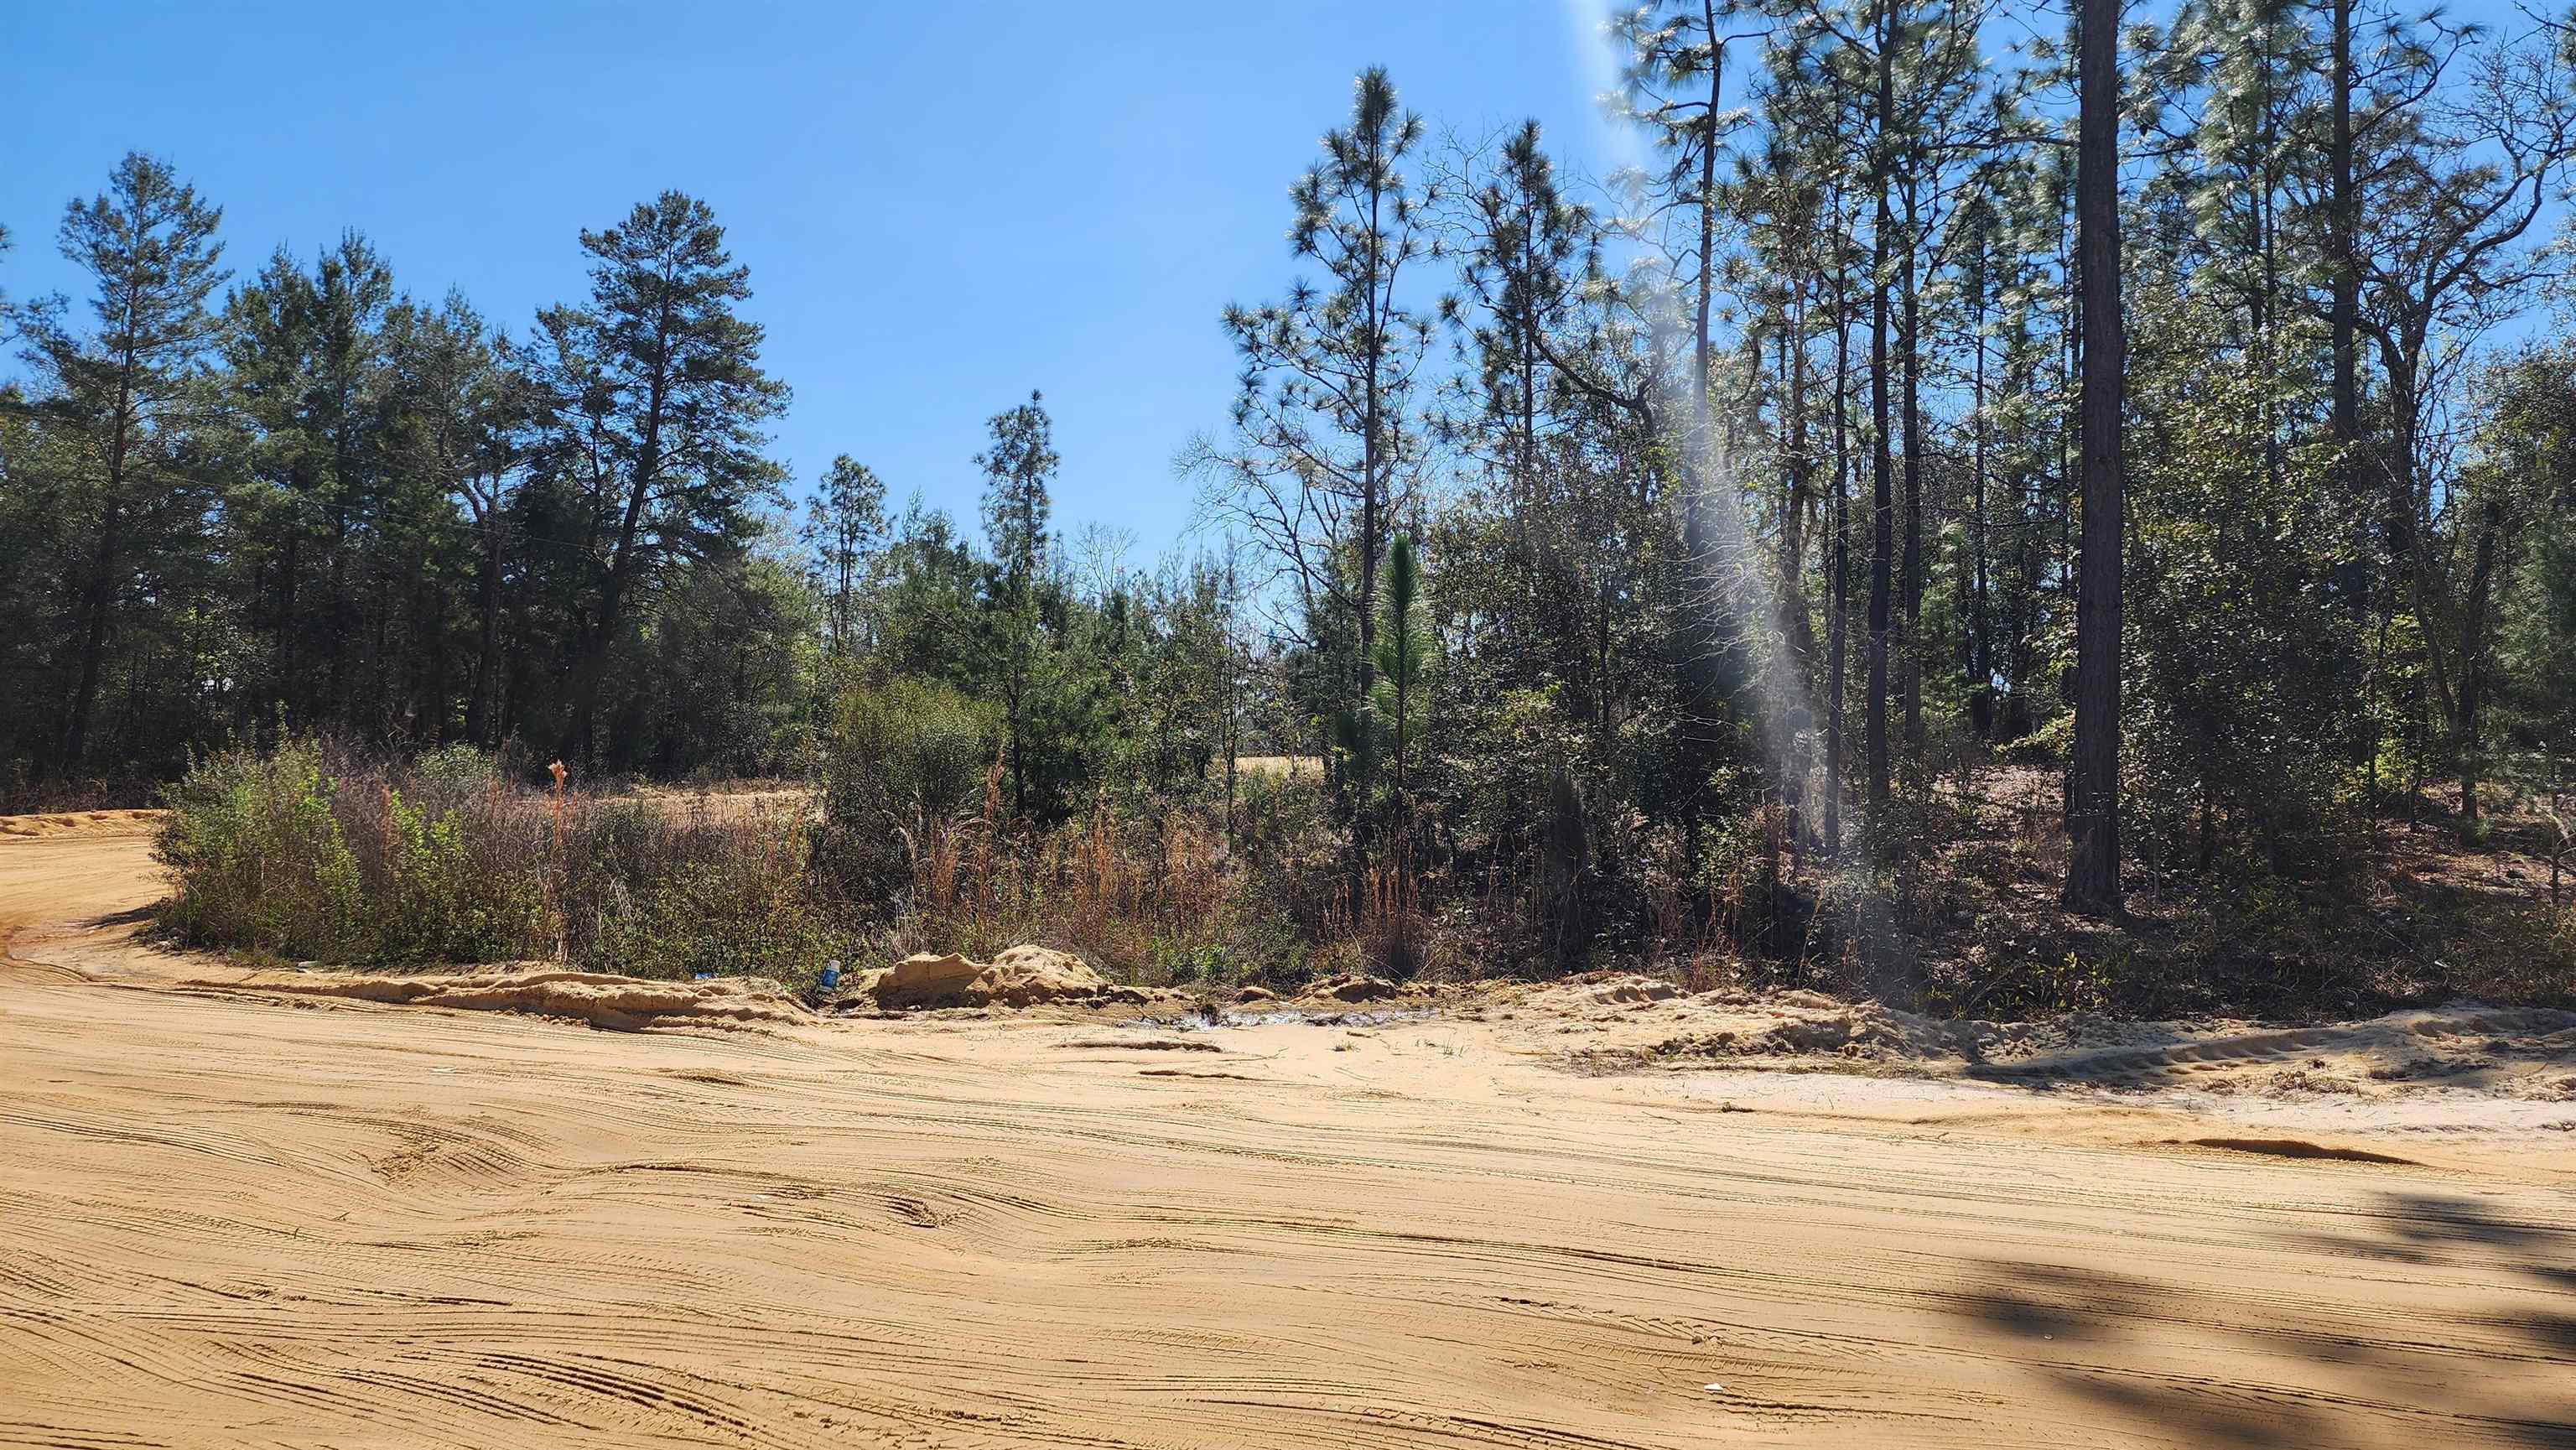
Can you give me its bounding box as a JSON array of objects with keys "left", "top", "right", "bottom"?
[
  {"left": 158, "top": 741, "right": 844, "bottom": 981},
  {"left": 563, "top": 798, "right": 843, "bottom": 985},
  {"left": 1998, "top": 711, "right": 2073, "bottom": 767},
  {"left": 158, "top": 740, "right": 371, "bottom": 959},
  {"left": 376, "top": 787, "right": 551, "bottom": 964},
  {"left": 815, "top": 673, "right": 996, "bottom": 912},
  {"left": 408, "top": 743, "right": 502, "bottom": 814},
  {"left": 158, "top": 740, "right": 558, "bottom": 965}
]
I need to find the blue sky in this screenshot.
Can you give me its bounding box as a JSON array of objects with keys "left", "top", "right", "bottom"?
[{"left": 3, "top": 1, "right": 1632, "bottom": 558}]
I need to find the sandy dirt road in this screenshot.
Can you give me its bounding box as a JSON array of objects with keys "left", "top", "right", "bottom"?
[{"left": 3, "top": 817, "right": 2573, "bottom": 1448}]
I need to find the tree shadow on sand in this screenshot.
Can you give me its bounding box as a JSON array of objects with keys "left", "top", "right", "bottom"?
[{"left": 1934, "top": 1192, "right": 2576, "bottom": 1447}]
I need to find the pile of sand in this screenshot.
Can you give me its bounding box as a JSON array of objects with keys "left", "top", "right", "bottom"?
[
  {"left": 1539, "top": 974, "right": 2576, "bottom": 1102},
  {"left": 0, "top": 808, "right": 162, "bottom": 839},
  {"left": 1534, "top": 974, "right": 2012, "bottom": 1068},
  {"left": 201, "top": 966, "right": 808, "bottom": 1032},
  {"left": 1554, "top": 974, "right": 1685, "bottom": 1009},
  {"left": 1637, "top": 1000, "right": 1988, "bottom": 1066},
  {"left": 1303, "top": 973, "right": 1400, "bottom": 1003},
  {"left": 857, "top": 946, "right": 1152, "bottom": 1011}
]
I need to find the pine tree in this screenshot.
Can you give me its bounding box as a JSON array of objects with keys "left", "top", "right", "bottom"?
[
  {"left": 1613, "top": 1, "right": 1768, "bottom": 845},
  {"left": 305, "top": 234, "right": 395, "bottom": 721},
  {"left": 805, "top": 455, "right": 887, "bottom": 658},
  {"left": 978, "top": 392, "right": 1058, "bottom": 819},
  {"left": 1200, "top": 67, "right": 1436, "bottom": 868},
  {"left": 15, "top": 153, "right": 229, "bottom": 768},
  {"left": 1442, "top": 119, "right": 1666, "bottom": 770},
  {"left": 382, "top": 291, "right": 516, "bottom": 744},
  {"left": 222, "top": 246, "right": 325, "bottom": 718},
  {"left": 1369, "top": 533, "right": 1433, "bottom": 815},
  {"left": 548, "top": 192, "right": 788, "bottom": 766}
]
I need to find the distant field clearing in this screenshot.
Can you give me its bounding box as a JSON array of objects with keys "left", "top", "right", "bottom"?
[{"left": 1235, "top": 755, "right": 1322, "bottom": 780}]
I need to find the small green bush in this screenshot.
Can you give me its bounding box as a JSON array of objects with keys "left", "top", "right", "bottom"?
[
  {"left": 376, "top": 787, "right": 550, "bottom": 964},
  {"left": 1997, "top": 711, "right": 2074, "bottom": 767},
  {"left": 564, "top": 799, "right": 843, "bottom": 986},
  {"left": 814, "top": 674, "right": 997, "bottom": 912},
  {"left": 158, "top": 741, "right": 553, "bottom": 965},
  {"left": 158, "top": 740, "right": 370, "bottom": 959}
]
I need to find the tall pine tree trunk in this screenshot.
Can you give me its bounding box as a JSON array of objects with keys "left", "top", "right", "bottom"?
[
  {"left": 1351, "top": 169, "right": 1388, "bottom": 895},
  {"left": 1780, "top": 296, "right": 1817, "bottom": 678},
  {"left": 1899, "top": 180, "right": 1924, "bottom": 760},
  {"left": 2457, "top": 506, "right": 2500, "bottom": 827},
  {"left": 328, "top": 403, "right": 356, "bottom": 729},
  {"left": 466, "top": 518, "right": 501, "bottom": 745},
  {"left": 1678, "top": 7, "right": 1725, "bottom": 860},
  {"left": 2065, "top": 0, "right": 2126, "bottom": 913},
  {"left": 559, "top": 364, "right": 667, "bottom": 767},
  {"left": 1826, "top": 284, "right": 1854, "bottom": 860},
  {"left": 62, "top": 360, "right": 136, "bottom": 770},
  {"left": 65, "top": 501, "right": 123, "bottom": 769},
  {"left": 2330, "top": 0, "right": 2360, "bottom": 599},
  {"left": 1970, "top": 271, "right": 1992, "bottom": 738},
  {"left": 1866, "top": 11, "right": 1896, "bottom": 819},
  {"left": 273, "top": 521, "right": 301, "bottom": 722}
]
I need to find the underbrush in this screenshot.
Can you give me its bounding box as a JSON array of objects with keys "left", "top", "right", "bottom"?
[
  {"left": 153, "top": 734, "right": 1546, "bottom": 992},
  {"left": 157, "top": 740, "right": 848, "bottom": 985},
  {"left": 1891, "top": 768, "right": 2576, "bottom": 1021},
  {"left": 3, "top": 761, "right": 163, "bottom": 816},
  {"left": 151, "top": 740, "right": 2575, "bottom": 1016}
]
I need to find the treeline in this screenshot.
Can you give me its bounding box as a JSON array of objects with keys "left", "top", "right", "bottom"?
[
  {"left": 10, "top": 0, "right": 2576, "bottom": 995},
  {"left": 2, "top": 179, "right": 812, "bottom": 787},
  {"left": 0, "top": 165, "right": 1259, "bottom": 811}
]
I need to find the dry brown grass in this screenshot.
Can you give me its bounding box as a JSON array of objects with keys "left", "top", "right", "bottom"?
[{"left": 898, "top": 773, "right": 1241, "bottom": 979}]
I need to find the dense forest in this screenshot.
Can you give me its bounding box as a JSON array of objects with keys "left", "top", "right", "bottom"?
[{"left": 8, "top": 0, "right": 2576, "bottom": 1007}]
